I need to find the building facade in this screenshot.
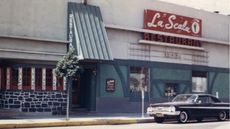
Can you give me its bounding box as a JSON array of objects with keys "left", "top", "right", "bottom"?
[
  {"left": 0, "top": 0, "right": 68, "bottom": 115},
  {"left": 0, "top": 0, "right": 229, "bottom": 114},
  {"left": 91, "top": 0, "right": 230, "bottom": 113}
]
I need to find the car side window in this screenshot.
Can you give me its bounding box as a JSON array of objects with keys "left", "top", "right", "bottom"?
[
  {"left": 210, "top": 96, "right": 221, "bottom": 103},
  {"left": 197, "top": 96, "right": 209, "bottom": 103},
  {"left": 208, "top": 97, "right": 215, "bottom": 103},
  {"left": 197, "top": 96, "right": 220, "bottom": 103}
]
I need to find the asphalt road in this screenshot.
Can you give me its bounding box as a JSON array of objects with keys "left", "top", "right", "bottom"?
[{"left": 21, "top": 120, "right": 229, "bottom": 129}]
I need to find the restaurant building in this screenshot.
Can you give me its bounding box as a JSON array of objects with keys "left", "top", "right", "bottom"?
[{"left": 0, "top": 0, "right": 229, "bottom": 114}]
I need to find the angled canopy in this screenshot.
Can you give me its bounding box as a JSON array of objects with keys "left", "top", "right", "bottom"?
[{"left": 68, "top": 2, "right": 113, "bottom": 61}]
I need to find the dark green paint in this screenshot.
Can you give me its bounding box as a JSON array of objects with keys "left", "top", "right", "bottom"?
[{"left": 95, "top": 59, "right": 229, "bottom": 102}]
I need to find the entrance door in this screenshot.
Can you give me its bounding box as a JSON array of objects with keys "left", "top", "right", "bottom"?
[
  {"left": 72, "top": 76, "right": 80, "bottom": 109},
  {"left": 71, "top": 68, "right": 96, "bottom": 111}
]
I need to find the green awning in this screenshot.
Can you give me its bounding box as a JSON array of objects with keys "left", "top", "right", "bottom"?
[{"left": 68, "top": 3, "right": 113, "bottom": 61}]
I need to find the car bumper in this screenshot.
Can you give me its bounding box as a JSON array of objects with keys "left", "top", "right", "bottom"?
[{"left": 147, "top": 107, "right": 180, "bottom": 117}]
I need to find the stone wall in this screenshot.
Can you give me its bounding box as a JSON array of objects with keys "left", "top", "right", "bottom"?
[{"left": 0, "top": 90, "right": 67, "bottom": 115}]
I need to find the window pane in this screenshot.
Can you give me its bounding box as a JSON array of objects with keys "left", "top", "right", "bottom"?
[
  {"left": 130, "top": 67, "right": 149, "bottom": 92},
  {"left": 57, "top": 77, "right": 63, "bottom": 87},
  {"left": 11, "top": 68, "right": 18, "bottom": 87},
  {"left": 46, "top": 68, "right": 53, "bottom": 87},
  {"left": 35, "top": 68, "right": 42, "bottom": 90},
  {"left": 22, "top": 68, "right": 31, "bottom": 86},
  {"left": 165, "top": 83, "right": 178, "bottom": 97},
  {"left": 192, "top": 77, "right": 207, "bottom": 92},
  {"left": 0, "top": 68, "right": 6, "bottom": 89}
]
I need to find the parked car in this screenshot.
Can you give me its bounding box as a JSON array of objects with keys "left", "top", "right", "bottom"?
[{"left": 147, "top": 94, "right": 229, "bottom": 123}]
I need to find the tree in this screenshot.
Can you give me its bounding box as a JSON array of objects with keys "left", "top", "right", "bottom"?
[
  {"left": 55, "top": 48, "right": 79, "bottom": 78},
  {"left": 55, "top": 47, "right": 79, "bottom": 120}
]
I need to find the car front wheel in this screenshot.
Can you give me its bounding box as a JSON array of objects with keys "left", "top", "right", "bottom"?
[
  {"left": 178, "top": 111, "right": 189, "bottom": 123},
  {"left": 154, "top": 117, "right": 165, "bottom": 123},
  {"left": 218, "top": 111, "right": 226, "bottom": 121}
]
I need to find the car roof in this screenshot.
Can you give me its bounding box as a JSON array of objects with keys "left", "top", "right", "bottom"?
[{"left": 178, "top": 94, "right": 217, "bottom": 97}]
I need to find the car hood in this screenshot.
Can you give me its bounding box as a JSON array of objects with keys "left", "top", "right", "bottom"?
[{"left": 150, "top": 102, "right": 192, "bottom": 107}]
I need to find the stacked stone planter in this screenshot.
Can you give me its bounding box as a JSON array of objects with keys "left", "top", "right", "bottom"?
[{"left": 0, "top": 90, "right": 67, "bottom": 115}]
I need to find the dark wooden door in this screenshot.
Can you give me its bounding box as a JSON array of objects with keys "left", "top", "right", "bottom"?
[{"left": 72, "top": 76, "right": 80, "bottom": 108}]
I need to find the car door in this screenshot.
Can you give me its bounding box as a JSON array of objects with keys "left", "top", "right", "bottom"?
[
  {"left": 208, "top": 96, "right": 222, "bottom": 117},
  {"left": 195, "top": 96, "right": 212, "bottom": 117}
]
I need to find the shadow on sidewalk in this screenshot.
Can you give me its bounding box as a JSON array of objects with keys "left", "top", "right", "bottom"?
[{"left": 0, "top": 109, "right": 150, "bottom": 120}]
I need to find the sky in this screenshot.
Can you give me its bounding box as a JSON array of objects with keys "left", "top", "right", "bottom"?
[{"left": 159, "top": 0, "right": 230, "bottom": 15}]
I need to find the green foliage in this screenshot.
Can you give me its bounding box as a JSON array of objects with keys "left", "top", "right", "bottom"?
[{"left": 55, "top": 48, "right": 79, "bottom": 77}]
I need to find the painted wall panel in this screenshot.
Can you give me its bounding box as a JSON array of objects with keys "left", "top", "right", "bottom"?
[
  {"left": 210, "top": 73, "right": 229, "bottom": 101},
  {"left": 152, "top": 68, "right": 191, "bottom": 80},
  {"left": 0, "top": 0, "right": 67, "bottom": 40},
  {"left": 99, "top": 64, "right": 127, "bottom": 98},
  {"left": 151, "top": 82, "right": 164, "bottom": 99},
  {"left": 203, "top": 43, "right": 229, "bottom": 68}
]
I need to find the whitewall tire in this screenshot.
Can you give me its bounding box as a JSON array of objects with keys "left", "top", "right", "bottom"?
[
  {"left": 178, "top": 111, "right": 189, "bottom": 123},
  {"left": 218, "top": 111, "right": 226, "bottom": 121}
]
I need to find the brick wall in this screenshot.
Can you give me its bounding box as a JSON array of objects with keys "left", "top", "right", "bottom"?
[{"left": 0, "top": 90, "right": 67, "bottom": 115}]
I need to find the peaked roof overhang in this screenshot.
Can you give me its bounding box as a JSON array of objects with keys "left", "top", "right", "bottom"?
[{"left": 68, "top": 3, "right": 113, "bottom": 61}]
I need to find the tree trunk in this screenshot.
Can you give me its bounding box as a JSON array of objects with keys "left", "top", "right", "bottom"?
[{"left": 66, "top": 76, "right": 72, "bottom": 120}]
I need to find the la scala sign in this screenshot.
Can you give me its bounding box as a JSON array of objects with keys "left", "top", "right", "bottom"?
[{"left": 144, "top": 9, "right": 202, "bottom": 37}]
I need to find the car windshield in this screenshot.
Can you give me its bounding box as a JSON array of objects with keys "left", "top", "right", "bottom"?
[{"left": 172, "top": 94, "right": 197, "bottom": 102}]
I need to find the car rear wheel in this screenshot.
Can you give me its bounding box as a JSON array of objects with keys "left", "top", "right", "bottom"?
[
  {"left": 178, "top": 111, "right": 189, "bottom": 123},
  {"left": 218, "top": 111, "right": 226, "bottom": 121},
  {"left": 154, "top": 117, "right": 165, "bottom": 123}
]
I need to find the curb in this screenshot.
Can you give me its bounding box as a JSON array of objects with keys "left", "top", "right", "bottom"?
[{"left": 0, "top": 118, "right": 154, "bottom": 128}]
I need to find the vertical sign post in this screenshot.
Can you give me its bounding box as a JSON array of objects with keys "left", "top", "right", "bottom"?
[
  {"left": 216, "top": 91, "right": 219, "bottom": 98},
  {"left": 141, "top": 88, "right": 145, "bottom": 118}
]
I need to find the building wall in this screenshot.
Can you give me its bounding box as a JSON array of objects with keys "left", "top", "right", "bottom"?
[
  {"left": 97, "top": 64, "right": 126, "bottom": 98},
  {"left": 0, "top": 0, "right": 228, "bottom": 63},
  {"left": 203, "top": 43, "right": 229, "bottom": 68},
  {"left": 0, "top": 90, "right": 67, "bottom": 115},
  {"left": 0, "top": 38, "right": 66, "bottom": 61},
  {"left": 209, "top": 72, "right": 229, "bottom": 102},
  {"left": 0, "top": 0, "right": 229, "bottom": 114},
  {"left": 0, "top": 0, "right": 67, "bottom": 40},
  {"left": 89, "top": 0, "right": 229, "bottom": 41},
  {"left": 107, "top": 29, "right": 229, "bottom": 68},
  {"left": 89, "top": 0, "right": 229, "bottom": 69},
  {"left": 96, "top": 60, "right": 229, "bottom": 113},
  {"left": 93, "top": 0, "right": 229, "bottom": 112},
  {"left": 0, "top": 0, "right": 68, "bottom": 61}
]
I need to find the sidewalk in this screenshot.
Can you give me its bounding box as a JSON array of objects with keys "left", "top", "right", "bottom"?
[{"left": 0, "top": 113, "right": 154, "bottom": 129}]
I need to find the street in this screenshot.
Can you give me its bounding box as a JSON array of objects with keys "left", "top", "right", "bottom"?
[{"left": 21, "top": 120, "right": 229, "bottom": 129}]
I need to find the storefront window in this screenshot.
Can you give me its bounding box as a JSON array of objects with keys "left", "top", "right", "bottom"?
[
  {"left": 192, "top": 71, "right": 207, "bottom": 93},
  {"left": 35, "top": 68, "right": 42, "bottom": 90},
  {"left": 11, "top": 68, "right": 18, "bottom": 87},
  {"left": 1, "top": 68, "right": 7, "bottom": 90},
  {"left": 0, "top": 68, "right": 1, "bottom": 89},
  {"left": 22, "top": 67, "right": 31, "bottom": 86},
  {"left": 46, "top": 68, "right": 53, "bottom": 87},
  {"left": 165, "top": 83, "right": 178, "bottom": 97},
  {"left": 129, "top": 67, "right": 149, "bottom": 92}
]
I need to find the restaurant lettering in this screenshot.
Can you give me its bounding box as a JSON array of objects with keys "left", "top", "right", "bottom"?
[
  {"left": 144, "top": 9, "right": 202, "bottom": 37},
  {"left": 144, "top": 33, "right": 201, "bottom": 47}
]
